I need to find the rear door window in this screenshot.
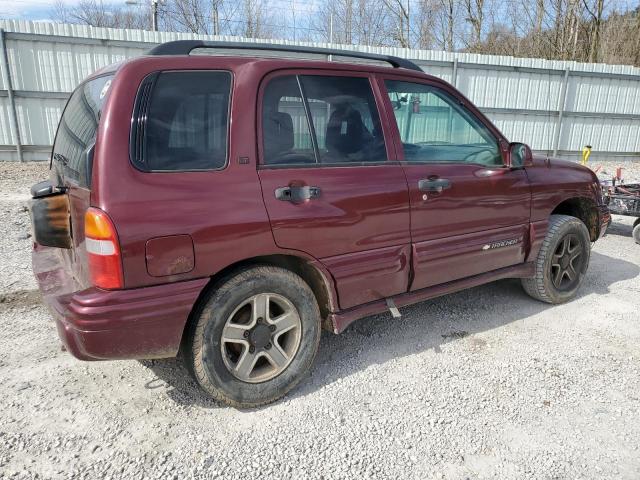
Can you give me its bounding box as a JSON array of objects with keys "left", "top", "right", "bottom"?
[
  {"left": 133, "top": 70, "right": 232, "bottom": 171},
  {"left": 262, "top": 74, "right": 387, "bottom": 166},
  {"left": 262, "top": 75, "right": 316, "bottom": 165},
  {"left": 52, "top": 74, "right": 113, "bottom": 187}
]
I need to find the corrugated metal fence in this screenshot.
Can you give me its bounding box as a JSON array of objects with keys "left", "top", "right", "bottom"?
[{"left": 1, "top": 19, "right": 639, "bottom": 162}]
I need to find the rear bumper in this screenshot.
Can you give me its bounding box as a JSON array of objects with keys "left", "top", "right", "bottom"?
[{"left": 33, "top": 244, "right": 207, "bottom": 361}]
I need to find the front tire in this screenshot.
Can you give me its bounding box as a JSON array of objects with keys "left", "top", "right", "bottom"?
[
  {"left": 633, "top": 218, "right": 640, "bottom": 245},
  {"left": 187, "top": 265, "right": 321, "bottom": 408},
  {"left": 522, "top": 214, "right": 591, "bottom": 304}
]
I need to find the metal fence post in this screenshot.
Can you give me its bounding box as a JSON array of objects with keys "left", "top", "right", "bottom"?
[
  {"left": 552, "top": 68, "right": 570, "bottom": 157},
  {"left": 0, "top": 29, "right": 23, "bottom": 162},
  {"left": 452, "top": 57, "right": 458, "bottom": 88}
]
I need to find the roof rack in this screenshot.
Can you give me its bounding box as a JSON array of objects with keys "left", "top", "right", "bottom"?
[{"left": 146, "top": 40, "right": 423, "bottom": 72}]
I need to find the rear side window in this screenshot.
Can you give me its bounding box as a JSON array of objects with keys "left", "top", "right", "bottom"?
[
  {"left": 132, "top": 71, "right": 231, "bottom": 172},
  {"left": 262, "top": 74, "right": 387, "bottom": 166},
  {"left": 52, "top": 74, "right": 113, "bottom": 186}
]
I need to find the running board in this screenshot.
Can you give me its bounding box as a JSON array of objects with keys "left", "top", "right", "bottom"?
[{"left": 328, "top": 262, "right": 535, "bottom": 334}]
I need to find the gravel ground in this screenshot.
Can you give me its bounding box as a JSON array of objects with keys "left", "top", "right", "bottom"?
[{"left": 1, "top": 160, "right": 639, "bottom": 480}]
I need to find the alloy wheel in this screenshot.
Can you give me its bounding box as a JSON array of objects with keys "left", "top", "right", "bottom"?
[
  {"left": 220, "top": 293, "right": 302, "bottom": 383},
  {"left": 550, "top": 233, "right": 585, "bottom": 291}
]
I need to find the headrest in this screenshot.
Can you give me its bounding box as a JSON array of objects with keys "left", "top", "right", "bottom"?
[
  {"left": 263, "top": 111, "right": 294, "bottom": 161},
  {"left": 325, "top": 106, "right": 365, "bottom": 156}
]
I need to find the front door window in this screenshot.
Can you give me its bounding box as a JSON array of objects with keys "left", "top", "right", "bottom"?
[{"left": 385, "top": 80, "right": 501, "bottom": 166}]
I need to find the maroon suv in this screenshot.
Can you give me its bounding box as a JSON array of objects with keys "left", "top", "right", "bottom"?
[{"left": 30, "top": 41, "right": 609, "bottom": 407}]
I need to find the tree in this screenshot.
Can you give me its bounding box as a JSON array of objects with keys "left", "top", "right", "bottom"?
[
  {"left": 312, "top": 0, "right": 392, "bottom": 46},
  {"left": 413, "top": 0, "right": 440, "bottom": 49},
  {"left": 381, "top": 0, "right": 411, "bottom": 47},
  {"left": 50, "top": 0, "right": 640, "bottom": 67},
  {"left": 53, "top": 0, "right": 151, "bottom": 29},
  {"left": 165, "top": 0, "right": 211, "bottom": 33},
  {"left": 462, "top": 0, "right": 485, "bottom": 50},
  {"left": 433, "top": 0, "right": 459, "bottom": 51},
  {"left": 583, "top": 0, "right": 606, "bottom": 62},
  {"left": 482, "top": 23, "right": 520, "bottom": 56}
]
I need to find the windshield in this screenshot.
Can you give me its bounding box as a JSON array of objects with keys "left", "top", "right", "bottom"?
[{"left": 51, "top": 74, "right": 114, "bottom": 187}]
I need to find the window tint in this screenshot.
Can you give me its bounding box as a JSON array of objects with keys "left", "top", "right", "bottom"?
[
  {"left": 262, "top": 75, "right": 387, "bottom": 166},
  {"left": 138, "top": 71, "right": 231, "bottom": 171},
  {"left": 52, "top": 74, "right": 113, "bottom": 186},
  {"left": 385, "top": 80, "right": 501, "bottom": 166}
]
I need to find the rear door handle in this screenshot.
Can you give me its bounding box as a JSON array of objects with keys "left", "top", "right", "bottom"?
[
  {"left": 418, "top": 178, "right": 451, "bottom": 192},
  {"left": 275, "top": 185, "right": 321, "bottom": 202}
]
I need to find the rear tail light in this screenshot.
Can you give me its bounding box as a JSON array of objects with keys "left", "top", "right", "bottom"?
[{"left": 84, "top": 207, "right": 124, "bottom": 289}]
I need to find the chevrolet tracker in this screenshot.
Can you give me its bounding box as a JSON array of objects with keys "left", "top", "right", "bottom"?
[{"left": 30, "top": 41, "right": 610, "bottom": 407}]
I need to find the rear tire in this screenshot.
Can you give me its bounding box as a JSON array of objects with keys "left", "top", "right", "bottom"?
[
  {"left": 633, "top": 218, "right": 640, "bottom": 245},
  {"left": 521, "top": 214, "right": 591, "bottom": 304},
  {"left": 187, "top": 265, "right": 321, "bottom": 408}
]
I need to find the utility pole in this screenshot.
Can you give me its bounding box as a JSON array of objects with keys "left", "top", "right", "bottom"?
[
  {"left": 151, "top": 0, "right": 158, "bottom": 31},
  {"left": 406, "top": 0, "right": 410, "bottom": 48},
  {"left": 292, "top": 0, "right": 296, "bottom": 41},
  {"left": 329, "top": 12, "right": 334, "bottom": 43},
  {"left": 328, "top": 12, "right": 334, "bottom": 61},
  {"left": 126, "top": 0, "right": 159, "bottom": 31},
  {"left": 212, "top": 1, "right": 220, "bottom": 35}
]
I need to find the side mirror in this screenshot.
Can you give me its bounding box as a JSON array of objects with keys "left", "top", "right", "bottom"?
[{"left": 508, "top": 142, "right": 533, "bottom": 168}]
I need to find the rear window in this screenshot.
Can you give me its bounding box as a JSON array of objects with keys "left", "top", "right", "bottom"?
[
  {"left": 132, "top": 70, "right": 232, "bottom": 172},
  {"left": 51, "top": 74, "right": 113, "bottom": 186}
]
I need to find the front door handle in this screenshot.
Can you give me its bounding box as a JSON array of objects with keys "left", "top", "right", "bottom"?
[
  {"left": 418, "top": 178, "right": 451, "bottom": 192},
  {"left": 275, "top": 185, "right": 321, "bottom": 202}
]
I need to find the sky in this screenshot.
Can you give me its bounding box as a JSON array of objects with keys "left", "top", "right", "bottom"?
[{"left": 1, "top": 0, "right": 83, "bottom": 21}]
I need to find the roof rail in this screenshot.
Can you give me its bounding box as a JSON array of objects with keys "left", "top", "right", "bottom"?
[{"left": 146, "top": 40, "right": 423, "bottom": 72}]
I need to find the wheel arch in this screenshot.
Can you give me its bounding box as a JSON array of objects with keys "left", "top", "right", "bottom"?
[
  {"left": 180, "top": 254, "right": 338, "bottom": 353},
  {"left": 550, "top": 196, "right": 600, "bottom": 241}
]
